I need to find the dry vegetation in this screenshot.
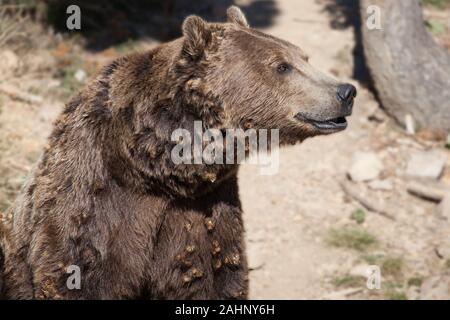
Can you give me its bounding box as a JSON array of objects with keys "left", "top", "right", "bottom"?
[{"left": 424, "top": 0, "right": 450, "bottom": 50}]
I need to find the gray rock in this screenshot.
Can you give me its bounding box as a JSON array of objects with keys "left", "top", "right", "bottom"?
[
  {"left": 406, "top": 151, "right": 447, "bottom": 179},
  {"left": 348, "top": 152, "right": 383, "bottom": 182}
]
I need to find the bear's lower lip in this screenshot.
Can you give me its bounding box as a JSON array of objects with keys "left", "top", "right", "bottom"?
[
  {"left": 295, "top": 114, "right": 348, "bottom": 132},
  {"left": 310, "top": 117, "right": 348, "bottom": 131}
]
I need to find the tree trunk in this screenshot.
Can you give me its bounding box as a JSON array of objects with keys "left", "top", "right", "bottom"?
[{"left": 360, "top": 0, "right": 450, "bottom": 132}]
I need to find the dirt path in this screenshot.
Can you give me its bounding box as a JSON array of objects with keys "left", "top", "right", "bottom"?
[
  {"left": 241, "top": 0, "right": 450, "bottom": 300},
  {"left": 240, "top": 0, "right": 360, "bottom": 299}
]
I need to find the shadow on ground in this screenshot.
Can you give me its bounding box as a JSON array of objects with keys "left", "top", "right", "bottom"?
[
  {"left": 43, "top": 0, "right": 279, "bottom": 50},
  {"left": 321, "top": 0, "right": 372, "bottom": 86}
]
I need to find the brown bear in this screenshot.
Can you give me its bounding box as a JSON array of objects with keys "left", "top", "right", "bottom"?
[{"left": 0, "top": 6, "right": 355, "bottom": 299}]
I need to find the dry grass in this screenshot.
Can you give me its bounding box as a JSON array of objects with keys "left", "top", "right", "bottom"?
[
  {"left": 0, "top": 1, "right": 30, "bottom": 50},
  {"left": 423, "top": 0, "right": 450, "bottom": 8},
  {"left": 331, "top": 274, "right": 366, "bottom": 288},
  {"left": 326, "top": 227, "right": 377, "bottom": 251},
  {"left": 381, "top": 257, "right": 404, "bottom": 278}
]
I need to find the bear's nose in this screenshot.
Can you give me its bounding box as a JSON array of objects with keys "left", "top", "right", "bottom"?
[{"left": 337, "top": 84, "right": 357, "bottom": 104}]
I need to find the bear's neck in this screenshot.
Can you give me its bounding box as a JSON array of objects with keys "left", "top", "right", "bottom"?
[{"left": 101, "top": 45, "right": 240, "bottom": 199}]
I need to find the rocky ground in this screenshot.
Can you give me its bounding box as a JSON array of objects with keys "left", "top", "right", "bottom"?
[{"left": 1, "top": 0, "right": 450, "bottom": 300}]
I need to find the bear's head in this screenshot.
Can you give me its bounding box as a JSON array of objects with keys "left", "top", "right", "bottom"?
[{"left": 178, "top": 6, "right": 356, "bottom": 145}]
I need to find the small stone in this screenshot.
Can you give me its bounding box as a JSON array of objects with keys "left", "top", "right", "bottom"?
[
  {"left": 185, "top": 245, "right": 196, "bottom": 253},
  {"left": 348, "top": 152, "right": 383, "bottom": 182},
  {"left": 74, "top": 69, "right": 87, "bottom": 83},
  {"left": 406, "top": 151, "right": 447, "bottom": 179},
  {"left": 182, "top": 275, "right": 192, "bottom": 283},
  {"left": 419, "top": 276, "right": 450, "bottom": 300},
  {"left": 368, "top": 179, "right": 393, "bottom": 191}
]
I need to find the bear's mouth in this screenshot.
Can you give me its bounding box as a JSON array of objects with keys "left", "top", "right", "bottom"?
[{"left": 295, "top": 114, "right": 348, "bottom": 132}]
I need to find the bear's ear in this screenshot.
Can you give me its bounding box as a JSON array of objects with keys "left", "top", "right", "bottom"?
[
  {"left": 182, "top": 15, "right": 212, "bottom": 59},
  {"left": 227, "top": 6, "right": 249, "bottom": 28}
]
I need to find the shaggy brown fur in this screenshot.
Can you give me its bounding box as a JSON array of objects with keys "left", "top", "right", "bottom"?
[{"left": 0, "top": 6, "right": 355, "bottom": 299}]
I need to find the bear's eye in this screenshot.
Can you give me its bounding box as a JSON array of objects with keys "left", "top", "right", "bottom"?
[{"left": 276, "top": 63, "right": 292, "bottom": 74}]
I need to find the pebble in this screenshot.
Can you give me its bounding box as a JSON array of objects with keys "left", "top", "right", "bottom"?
[
  {"left": 406, "top": 151, "right": 447, "bottom": 179},
  {"left": 348, "top": 152, "right": 383, "bottom": 182}
]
